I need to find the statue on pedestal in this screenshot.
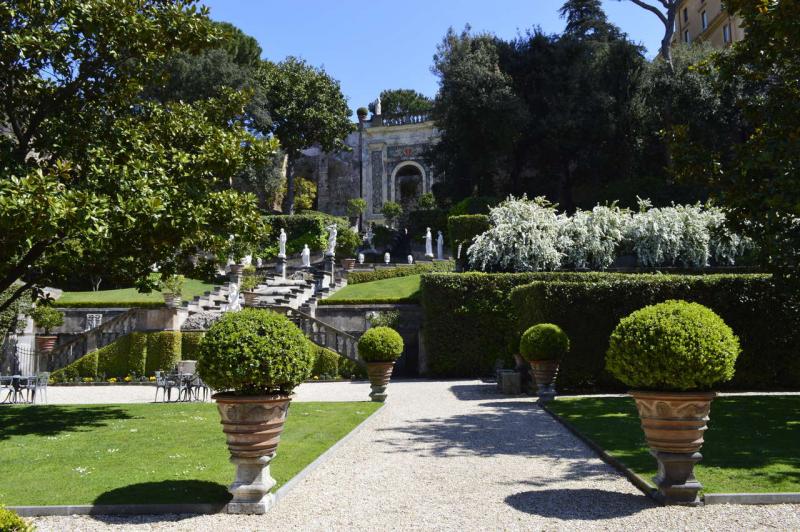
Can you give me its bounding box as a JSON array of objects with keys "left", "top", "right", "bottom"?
[
  {"left": 407, "top": 254, "right": 414, "bottom": 264},
  {"left": 437, "top": 231, "right": 444, "bottom": 260},
  {"left": 325, "top": 224, "right": 338, "bottom": 257},
  {"left": 424, "top": 227, "right": 434, "bottom": 258},
  {"left": 358, "top": 253, "right": 365, "bottom": 265},
  {"left": 301, "top": 245, "right": 311, "bottom": 268},
  {"left": 278, "top": 229, "right": 287, "bottom": 258},
  {"left": 374, "top": 96, "right": 382, "bottom": 116},
  {"left": 384, "top": 252, "right": 391, "bottom": 264}
]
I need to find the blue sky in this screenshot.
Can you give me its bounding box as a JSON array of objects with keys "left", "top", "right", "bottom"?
[{"left": 203, "top": 1, "right": 663, "bottom": 117}]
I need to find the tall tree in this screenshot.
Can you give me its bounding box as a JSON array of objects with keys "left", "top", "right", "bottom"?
[
  {"left": 368, "top": 89, "right": 433, "bottom": 116},
  {"left": 0, "top": 0, "right": 274, "bottom": 309},
  {"left": 617, "top": 0, "right": 679, "bottom": 68},
  {"left": 560, "top": 0, "right": 616, "bottom": 39},
  {"left": 258, "top": 57, "right": 353, "bottom": 214}
]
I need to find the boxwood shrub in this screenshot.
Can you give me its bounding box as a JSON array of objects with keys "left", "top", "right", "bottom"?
[
  {"left": 606, "top": 300, "right": 740, "bottom": 391},
  {"left": 128, "top": 332, "right": 148, "bottom": 375},
  {"left": 511, "top": 274, "right": 799, "bottom": 391},
  {"left": 311, "top": 344, "right": 340, "bottom": 378},
  {"left": 180, "top": 331, "right": 205, "bottom": 360},
  {"left": 97, "top": 334, "right": 132, "bottom": 378},
  {"left": 0, "top": 507, "right": 33, "bottom": 532},
  {"left": 357, "top": 326, "right": 404, "bottom": 362},
  {"left": 347, "top": 261, "right": 454, "bottom": 285},
  {"left": 520, "top": 324, "right": 569, "bottom": 361}
]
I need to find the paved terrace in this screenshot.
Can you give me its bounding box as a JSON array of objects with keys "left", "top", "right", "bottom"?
[{"left": 34, "top": 381, "right": 800, "bottom": 531}]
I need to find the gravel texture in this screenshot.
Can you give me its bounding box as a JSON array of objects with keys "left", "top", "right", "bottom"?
[{"left": 32, "top": 380, "right": 800, "bottom": 531}]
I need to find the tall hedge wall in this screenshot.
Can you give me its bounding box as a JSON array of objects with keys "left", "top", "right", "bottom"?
[
  {"left": 420, "top": 272, "right": 620, "bottom": 377},
  {"left": 511, "top": 274, "right": 800, "bottom": 391},
  {"left": 447, "top": 215, "right": 490, "bottom": 269},
  {"left": 144, "top": 331, "right": 182, "bottom": 375},
  {"left": 262, "top": 213, "right": 359, "bottom": 259}
]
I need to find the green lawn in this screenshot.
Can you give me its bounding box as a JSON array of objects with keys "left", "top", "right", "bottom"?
[
  {"left": 322, "top": 274, "right": 422, "bottom": 304},
  {"left": 0, "top": 402, "right": 380, "bottom": 505},
  {"left": 548, "top": 395, "right": 800, "bottom": 494},
  {"left": 56, "top": 277, "right": 216, "bottom": 308}
]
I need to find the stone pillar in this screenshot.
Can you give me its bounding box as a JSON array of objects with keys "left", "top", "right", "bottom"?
[
  {"left": 226, "top": 455, "right": 276, "bottom": 514},
  {"left": 326, "top": 254, "right": 335, "bottom": 280},
  {"left": 651, "top": 451, "right": 704, "bottom": 506},
  {"left": 276, "top": 256, "right": 287, "bottom": 279}
]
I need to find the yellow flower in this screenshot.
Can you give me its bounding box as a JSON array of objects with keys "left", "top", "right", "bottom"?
[
  {"left": 149, "top": 376, "right": 156, "bottom": 382},
  {"left": 108, "top": 377, "right": 117, "bottom": 383},
  {"left": 124, "top": 375, "right": 133, "bottom": 382}
]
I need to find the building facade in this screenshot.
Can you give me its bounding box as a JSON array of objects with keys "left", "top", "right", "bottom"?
[
  {"left": 300, "top": 109, "right": 440, "bottom": 222},
  {"left": 673, "top": 0, "right": 745, "bottom": 47}
]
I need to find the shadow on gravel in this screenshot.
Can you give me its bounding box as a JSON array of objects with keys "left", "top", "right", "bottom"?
[
  {"left": 449, "top": 383, "right": 506, "bottom": 401},
  {"left": 505, "top": 488, "right": 652, "bottom": 519}
]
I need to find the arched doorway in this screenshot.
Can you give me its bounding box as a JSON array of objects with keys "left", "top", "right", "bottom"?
[{"left": 391, "top": 162, "right": 425, "bottom": 212}]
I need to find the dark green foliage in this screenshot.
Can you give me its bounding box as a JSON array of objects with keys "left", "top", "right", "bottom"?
[
  {"left": 369, "top": 89, "right": 433, "bottom": 116},
  {"left": 512, "top": 274, "right": 799, "bottom": 390},
  {"left": 311, "top": 344, "right": 339, "bottom": 379},
  {"left": 30, "top": 305, "right": 64, "bottom": 334},
  {"left": 128, "top": 333, "right": 147, "bottom": 376},
  {"left": 181, "top": 332, "right": 205, "bottom": 360},
  {"left": 606, "top": 300, "right": 740, "bottom": 391},
  {"left": 347, "top": 261, "right": 454, "bottom": 285},
  {"left": 420, "top": 272, "right": 614, "bottom": 377},
  {"left": 144, "top": 332, "right": 182, "bottom": 375},
  {"left": 0, "top": 507, "right": 33, "bottom": 532},
  {"left": 261, "top": 213, "right": 357, "bottom": 259},
  {"left": 372, "top": 225, "right": 395, "bottom": 249},
  {"left": 357, "top": 327, "right": 404, "bottom": 363},
  {"left": 52, "top": 350, "right": 100, "bottom": 382},
  {"left": 406, "top": 209, "right": 449, "bottom": 244},
  {"left": 449, "top": 197, "right": 499, "bottom": 216},
  {"left": 97, "top": 335, "right": 133, "bottom": 379},
  {"left": 520, "top": 323, "right": 570, "bottom": 361},
  {"left": 338, "top": 356, "right": 368, "bottom": 380},
  {"left": 447, "top": 215, "right": 490, "bottom": 268},
  {"left": 197, "top": 309, "right": 313, "bottom": 394},
  {"left": 0, "top": 285, "right": 32, "bottom": 345}
]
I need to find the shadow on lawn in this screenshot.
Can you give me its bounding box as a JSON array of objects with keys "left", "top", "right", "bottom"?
[
  {"left": 506, "top": 488, "right": 651, "bottom": 519},
  {"left": 0, "top": 405, "right": 132, "bottom": 441}
]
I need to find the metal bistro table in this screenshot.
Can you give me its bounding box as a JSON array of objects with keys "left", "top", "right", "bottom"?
[{"left": 0, "top": 375, "right": 36, "bottom": 404}]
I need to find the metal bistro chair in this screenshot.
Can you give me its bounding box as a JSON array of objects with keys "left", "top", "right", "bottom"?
[
  {"left": 0, "top": 376, "right": 13, "bottom": 404},
  {"left": 154, "top": 371, "right": 180, "bottom": 403},
  {"left": 29, "top": 372, "right": 49, "bottom": 404},
  {"left": 189, "top": 373, "right": 210, "bottom": 402},
  {"left": 176, "top": 361, "right": 197, "bottom": 402}
]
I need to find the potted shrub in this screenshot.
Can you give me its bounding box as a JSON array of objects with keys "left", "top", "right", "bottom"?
[
  {"left": 605, "top": 300, "right": 740, "bottom": 506},
  {"left": 240, "top": 265, "right": 261, "bottom": 306},
  {"left": 197, "top": 309, "right": 314, "bottom": 514},
  {"left": 161, "top": 274, "right": 184, "bottom": 309},
  {"left": 356, "top": 107, "right": 369, "bottom": 121},
  {"left": 357, "top": 326, "right": 403, "bottom": 402},
  {"left": 519, "top": 323, "right": 569, "bottom": 403},
  {"left": 31, "top": 305, "right": 65, "bottom": 354}
]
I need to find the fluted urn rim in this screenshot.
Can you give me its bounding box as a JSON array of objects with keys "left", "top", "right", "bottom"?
[{"left": 212, "top": 392, "right": 292, "bottom": 404}]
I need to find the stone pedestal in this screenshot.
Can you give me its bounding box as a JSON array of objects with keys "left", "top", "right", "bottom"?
[
  {"left": 326, "top": 254, "right": 336, "bottom": 279},
  {"left": 226, "top": 455, "right": 277, "bottom": 514},
  {"left": 366, "top": 362, "right": 394, "bottom": 402},
  {"left": 651, "top": 450, "right": 704, "bottom": 506},
  {"left": 276, "top": 256, "right": 287, "bottom": 279}
]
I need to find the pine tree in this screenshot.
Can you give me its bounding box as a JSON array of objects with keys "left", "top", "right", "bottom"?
[{"left": 559, "top": 0, "right": 616, "bottom": 40}]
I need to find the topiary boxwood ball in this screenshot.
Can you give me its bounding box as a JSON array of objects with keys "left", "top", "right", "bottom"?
[
  {"left": 358, "top": 326, "right": 404, "bottom": 363},
  {"left": 519, "top": 323, "right": 570, "bottom": 361},
  {"left": 606, "top": 300, "right": 740, "bottom": 391},
  {"left": 197, "top": 309, "right": 313, "bottom": 396}
]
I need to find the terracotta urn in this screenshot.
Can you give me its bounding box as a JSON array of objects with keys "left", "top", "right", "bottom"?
[
  {"left": 630, "top": 390, "right": 716, "bottom": 506},
  {"left": 213, "top": 393, "right": 291, "bottom": 513},
  {"left": 229, "top": 264, "right": 245, "bottom": 276},
  {"left": 366, "top": 362, "right": 394, "bottom": 402},
  {"left": 341, "top": 258, "right": 356, "bottom": 270},
  {"left": 529, "top": 359, "right": 559, "bottom": 402},
  {"left": 163, "top": 293, "right": 182, "bottom": 309},
  {"left": 242, "top": 291, "right": 260, "bottom": 307},
  {"left": 35, "top": 335, "right": 57, "bottom": 354}
]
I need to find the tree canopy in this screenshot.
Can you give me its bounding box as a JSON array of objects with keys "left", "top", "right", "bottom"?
[
  {"left": 369, "top": 89, "right": 433, "bottom": 116},
  {"left": 0, "top": 0, "right": 275, "bottom": 308}
]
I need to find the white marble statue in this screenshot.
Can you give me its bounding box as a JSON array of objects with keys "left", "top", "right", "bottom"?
[
  {"left": 358, "top": 252, "right": 365, "bottom": 265},
  {"left": 374, "top": 96, "right": 382, "bottom": 116},
  {"left": 407, "top": 254, "right": 414, "bottom": 264},
  {"left": 326, "top": 223, "right": 338, "bottom": 256},
  {"left": 364, "top": 225, "right": 374, "bottom": 247},
  {"left": 437, "top": 230, "right": 444, "bottom": 260},
  {"left": 425, "top": 227, "right": 434, "bottom": 258},
  {"left": 384, "top": 252, "right": 391, "bottom": 264},
  {"left": 278, "top": 228, "right": 287, "bottom": 258},
  {"left": 301, "top": 244, "right": 311, "bottom": 268}
]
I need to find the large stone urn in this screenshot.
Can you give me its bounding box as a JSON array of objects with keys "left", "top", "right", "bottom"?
[
  {"left": 366, "top": 362, "right": 394, "bottom": 402},
  {"left": 630, "top": 390, "right": 716, "bottom": 506},
  {"left": 341, "top": 258, "right": 356, "bottom": 270},
  {"left": 162, "top": 293, "right": 182, "bottom": 309},
  {"left": 214, "top": 393, "right": 291, "bottom": 514},
  {"left": 35, "top": 335, "right": 57, "bottom": 354},
  {"left": 530, "top": 360, "right": 559, "bottom": 403}
]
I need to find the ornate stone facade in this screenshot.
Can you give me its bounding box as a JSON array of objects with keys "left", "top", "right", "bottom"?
[{"left": 300, "top": 113, "right": 440, "bottom": 221}]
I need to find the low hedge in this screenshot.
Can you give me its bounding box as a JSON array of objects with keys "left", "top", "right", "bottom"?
[
  {"left": 420, "top": 272, "right": 619, "bottom": 377},
  {"left": 97, "top": 334, "right": 133, "bottom": 378},
  {"left": 55, "top": 301, "right": 166, "bottom": 309},
  {"left": 511, "top": 274, "right": 800, "bottom": 391},
  {"left": 347, "top": 261, "right": 454, "bottom": 284},
  {"left": 447, "top": 215, "right": 490, "bottom": 269},
  {"left": 318, "top": 296, "right": 419, "bottom": 306},
  {"left": 312, "top": 344, "right": 340, "bottom": 378}
]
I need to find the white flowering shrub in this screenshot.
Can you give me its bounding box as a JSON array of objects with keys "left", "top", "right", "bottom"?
[
  {"left": 560, "top": 205, "right": 631, "bottom": 269},
  {"left": 468, "top": 196, "right": 566, "bottom": 272},
  {"left": 467, "top": 195, "right": 751, "bottom": 272}
]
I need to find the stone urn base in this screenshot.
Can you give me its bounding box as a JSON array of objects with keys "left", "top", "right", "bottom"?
[
  {"left": 530, "top": 359, "right": 559, "bottom": 403},
  {"left": 366, "top": 362, "right": 394, "bottom": 402},
  {"left": 213, "top": 393, "right": 291, "bottom": 514},
  {"left": 630, "top": 390, "right": 716, "bottom": 506},
  {"left": 35, "top": 335, "right": 57, "bottom": 355}
]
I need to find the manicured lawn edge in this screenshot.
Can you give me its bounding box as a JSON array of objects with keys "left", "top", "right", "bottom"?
[
  {"left": 539, "top": 402, "right": 659, "bottom": 501},
  {"left": 8, "top": 403, "right": 383, "bottom": 517}
]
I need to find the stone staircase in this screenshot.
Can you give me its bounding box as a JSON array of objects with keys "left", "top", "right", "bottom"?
[
  {"left": 243, "top": 271, "right": 346, "bottom": 315},
  {"left": 181, "top": 285, "right": 235, "bottom": 314}
]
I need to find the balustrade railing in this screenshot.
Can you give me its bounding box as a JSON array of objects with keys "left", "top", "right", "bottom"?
[
  {"left": 380, "top": 112, "right": 431, "bottom": 126},
  {"left": 47, "top": 309, "right": 138, "bottom": 371}
]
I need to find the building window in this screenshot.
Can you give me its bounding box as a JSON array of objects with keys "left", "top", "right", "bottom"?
[
  {"left": 684, "top": 30, "right": 690, "bottom": 43},
  {"left": 683, "top": 8, "right": 688, "bottom": 22},
  {"left": 723, "top": 23, "right": 731, "bottom": 43},
  {"left": 701, "top": 11, "right": 708, "bottom": 29}
]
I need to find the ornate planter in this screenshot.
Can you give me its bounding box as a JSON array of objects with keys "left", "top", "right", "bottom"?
[
  {"left": 162, "top": 293, "right": 182, "bottom": 309},
  {"left": 630, "top": 390, "right": 716, "bottom": 506},
  {"left": 229, "top": 264, "right": 245, "bottom": 276},
  {"left": 242, "top": 292, "right": 260, "bottom": 307},
  {"left": 35, "top": 335, "right": 57, "bottom": 354},
  {"left": 341, "top": 258, "right": 356, "bottom": 270},
  {"left": 213, "top": 393, "right": 291, "bottom": 514},
  {"left": 529, "top": 359, "right": 559, "bottom": 403},
  {"left": 366, "top": 362, "right": 394, "bottom": 402}
]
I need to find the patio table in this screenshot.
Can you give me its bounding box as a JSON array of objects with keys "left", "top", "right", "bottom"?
[{"left": 0, "top": 375, "right": 35, "bottom": 404}]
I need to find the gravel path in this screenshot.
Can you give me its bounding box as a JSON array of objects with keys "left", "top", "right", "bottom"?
[{"left": 32, "top": 380, "right": 800, "bottom": 531}]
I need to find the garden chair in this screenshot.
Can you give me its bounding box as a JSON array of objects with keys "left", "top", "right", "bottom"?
[
  {"left": 154, "top": 371, "right": 180, "bottom": 402},
  {"left": 189, "top": 374, "right": 210, "bottom": 402},
  {"left": 31, "top": 372, "right": 49, "bottom": 404},
  {"left": 0, "top": 376, "right": 12, "bottom": 404}
]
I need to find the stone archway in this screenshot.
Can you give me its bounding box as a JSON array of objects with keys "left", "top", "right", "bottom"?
[{"left": 391, "top": 162, "right": 426, "bottom": 211}]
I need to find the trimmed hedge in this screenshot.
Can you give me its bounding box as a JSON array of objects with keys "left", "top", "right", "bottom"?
[
  {"left": 128, "top": 332, "right": 148, "bottom": 375},
  {"left": 347, "top": 261, "right": 455, "bottom": 284},
  {"left": 55, "top": 301, "right": 166, "bottom": 309},
  {"left": 511, "top": 274, "right": 800, "bottom": 391},
  {"left": 145, "top": 331, "right": 182, "bottom": 374},
  {"left": 357, "top": 326, "right": 404, "bottom": 362},
  {"left": 312, "top": 344, "right": 340, "bottom": 378},
  {"left": 447, "top": 215, "right": 490, "bottom": 269},
  {"left": 319, "top": 296, "right": 419, "bottom": 306},
  {"left": 406, "top": 209, "right": 449, "bottom": 244},
  {"left": 420, "top": 272, "right": 622, "bottom": 377},
  {"left": 181, "top": 331, "right": 205, "bottom": 360},
  {"left": 97, "top": 334, "right": 133, "bottom": 378}
]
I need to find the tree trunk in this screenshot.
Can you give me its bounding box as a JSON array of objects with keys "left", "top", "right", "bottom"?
[{"left": 285, "top": 158, "right": 295, "bottom": 215}]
